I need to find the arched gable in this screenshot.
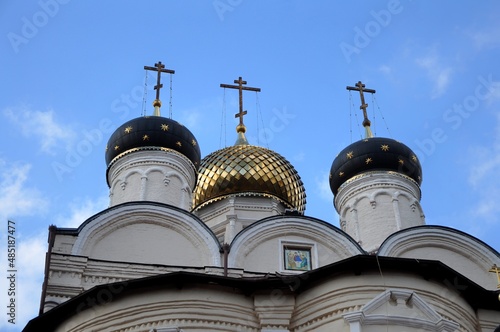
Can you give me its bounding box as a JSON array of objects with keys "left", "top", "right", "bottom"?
[
  {"left": 71, "top": 202, "right": 221, "bottom": 267},
  {"left": 228, "top": 215, "right": 364, "bottom": 273},
  {"left": 378, "top": 225, "right": 500, "bottom": 290}
]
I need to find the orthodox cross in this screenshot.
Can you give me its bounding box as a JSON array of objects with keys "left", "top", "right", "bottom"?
[
  {"left": 220, "top": 77, "right": 261, "bottom": 126},
  {"left": 489, "top": 264, "right": 500, "bottom": 289},
  {"left": 144, "top": 61, "right": 175, "bottom": 102},
  {"left": 346, "top": 81, "right": 376, "bottom": 137}
]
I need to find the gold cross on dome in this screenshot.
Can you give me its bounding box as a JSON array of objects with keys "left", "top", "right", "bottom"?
[
  {"left": 489, "top": 264, "right": 500, "bottom": 289},
  {"left": 144, "top": 61, "right": 175, "bottom": 102},
  {"left": 346, "top": 81, "right": 376, "bottom": 138},
  {"left": 220, "top": 76, "right": 261, "bottom": 127}
]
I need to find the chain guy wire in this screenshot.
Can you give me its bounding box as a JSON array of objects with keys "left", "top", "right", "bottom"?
[
  {"left": 220, "top": 88, "right": 227, "bottom": 148},
  {"left": 169, "top": 74, "right": 173, "bottom": 118},
  {"left": 372, "top": 94, "right": 392, "bottom": 137},
  {"left": 348, "top": 91, "right": 363, "bottom": 141},
  {"left": 256, "top": 91, "right": 268, "bottom": 149},
  {"left": 142, "top": 70, "right": 148, "bottom": 116}
]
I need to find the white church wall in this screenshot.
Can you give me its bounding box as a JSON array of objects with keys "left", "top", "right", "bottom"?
[
  {"left": 291, "top": 271, "right": 475, "bottom": 332},
  {"left": 89, "top": 222, "right": 205, "bottom": 266},
  {"left": 70, "top": 203, "right": 221, "bottom": 267},
  {"left": 54, "top": 285, "right": 260, "bottom": 332},
  {"left": 52, "top": 233, "right": 77, "bottom": 254},
  {"left": 228, "top": 217, "right": 364, "bottom": 273},
  {"left": 378, "top": 226, "right": 500, "bottom": 290},
  {"left": 477, "top": 309, "right": 500, "bottom": 331}
]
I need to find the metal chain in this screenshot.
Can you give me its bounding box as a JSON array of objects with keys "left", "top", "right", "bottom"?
[
  {"left": 142, "top": 70, "right": 148, "bottom": 116},
  {"left": 169, "top": 74, "right": 173, "bottom": 118}
]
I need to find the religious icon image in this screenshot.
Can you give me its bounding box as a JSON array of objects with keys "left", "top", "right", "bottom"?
[{"left": 284, "top": 248, "right": 311, "bottom": 271}]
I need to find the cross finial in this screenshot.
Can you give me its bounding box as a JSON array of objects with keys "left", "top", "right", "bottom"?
[
  {"left": 346, "top": 81, "right": 376, "bottom": 138},
  {"left": 220, "top": 76, "right": 261, "bottom": 131},
  {"left": 489, "top": 264, "right": 500, "bottom": 289},
  {"left": 144, "top": 61, "right": 175, "bottom": 116}
]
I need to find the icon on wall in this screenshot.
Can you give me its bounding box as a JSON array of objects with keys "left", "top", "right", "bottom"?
[{"left": 284, "top": 248, "right": 311, "bottom": 271}]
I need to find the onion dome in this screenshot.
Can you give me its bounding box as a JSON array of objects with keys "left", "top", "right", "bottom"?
[
  {"left": 193, "top": 124, "right": 306, "bottom": 213},
  {"left": 329, "top": 137, "right": 422, "bottom": 195},
  {"left": 331, "top": 81, "right": 422, "bottom": 195},
  {"left": 105, "top": 115, "right": 200, "bottom": 171}
]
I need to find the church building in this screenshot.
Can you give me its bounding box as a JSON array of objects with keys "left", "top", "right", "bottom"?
[{"left": 23, "top": 62, "right": 500, "bottom": 332}]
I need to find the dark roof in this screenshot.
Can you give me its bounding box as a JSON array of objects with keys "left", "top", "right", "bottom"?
[
  {"left": 330, "top": 137, "right": 422, "bottom": 195},
  {"left": 23, "top": 255, "right": 500, "bottom": 331},
  {"left": 105, "top": 116, "right": 200, "bottom": 171}
]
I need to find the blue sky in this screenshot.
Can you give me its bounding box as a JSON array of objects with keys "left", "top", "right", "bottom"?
[{"left": 1, "top": 1, "right": 500, "bottom": 330}]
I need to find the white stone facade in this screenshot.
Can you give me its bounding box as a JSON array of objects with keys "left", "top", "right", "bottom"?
[
  {"left": 335, "top": 171, "right": 425, "bottom": 253},
  {"left": 107, "top": 149, "right": 197, "bottom": 210}
]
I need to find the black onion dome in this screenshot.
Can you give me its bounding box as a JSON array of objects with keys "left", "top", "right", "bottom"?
[
  {"left": 105, "top": 116, "right": 201, "bottom": 168},
  {"left": 330, "top": 137, "right": 422, "bottom": 195}
]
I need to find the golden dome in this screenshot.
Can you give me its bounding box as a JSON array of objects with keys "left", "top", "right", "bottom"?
[{"left": 193, "top": 142, "right": 306, "bottom": 213}]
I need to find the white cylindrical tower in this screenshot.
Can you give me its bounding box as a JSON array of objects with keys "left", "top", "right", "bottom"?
[{"left": 330, "top": 137, "right": 424, "bottom": 253}]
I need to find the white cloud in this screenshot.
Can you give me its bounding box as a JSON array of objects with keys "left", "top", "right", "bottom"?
[
  {"left": 416, "top": 52, "right": 453, "bottom": 99},
  {"left": 55, "top": 195, "right": 109, "bottom": 228},
  {"left": 467, "top": 27, "right": 500, "bottom": 51},
  {"left": 293, "top": 151, "right": 305, "bottom": 162},
  {"left": 379, "top": 64, "right": 392, "bottom": 75},
  {"left": 466, "top": 113, "right": 500, "bottom": 222},
  {"left": 467, "top": 147, "right": 500, "bottom": 188},
  {"left": 0, "top": 160, "right": 48, "bottom": 222},
  {"left": 180, "top": 110, "right": 201, "bottom": 130},
  {"left": 0, "top": 160, "right": 49, "bottom": 330},
  {"left": 315, "top": 171, "right": 333, "bottom": 202},
  {"left": 3, "top": 105, "right": 76, "bottom": 156}
]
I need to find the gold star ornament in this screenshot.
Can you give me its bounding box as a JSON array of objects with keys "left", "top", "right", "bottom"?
[
  {"left": 124, "top": 126, "right": 133, "bottom": 134},
  {"left": 365, "top": 157, "right": 372, "bottom": 164},
  {"left": 346, "top": 151, "right": 354, "bottom": 159},
  {"left": 381, "top": 144, "right": 390, "bottom": 151},
  {"left": 161, "top": 124, "right": 169, "bottom": 131}
]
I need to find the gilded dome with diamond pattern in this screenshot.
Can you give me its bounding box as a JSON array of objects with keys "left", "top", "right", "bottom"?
[{"left": 193, "top": 127, "right": 306, "bottom": 212}]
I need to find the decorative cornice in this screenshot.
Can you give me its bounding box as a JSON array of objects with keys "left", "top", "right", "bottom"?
[{"left": 335, "top": 171, "right": 421, "bottom": 212}]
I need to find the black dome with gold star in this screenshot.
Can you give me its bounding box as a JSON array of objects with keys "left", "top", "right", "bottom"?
[
  {"left": 105, "top": 116, "right": 200, "bottom": 169},
  {"left": 329, "top": 137, "right": 422, "bottom": 195}
]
